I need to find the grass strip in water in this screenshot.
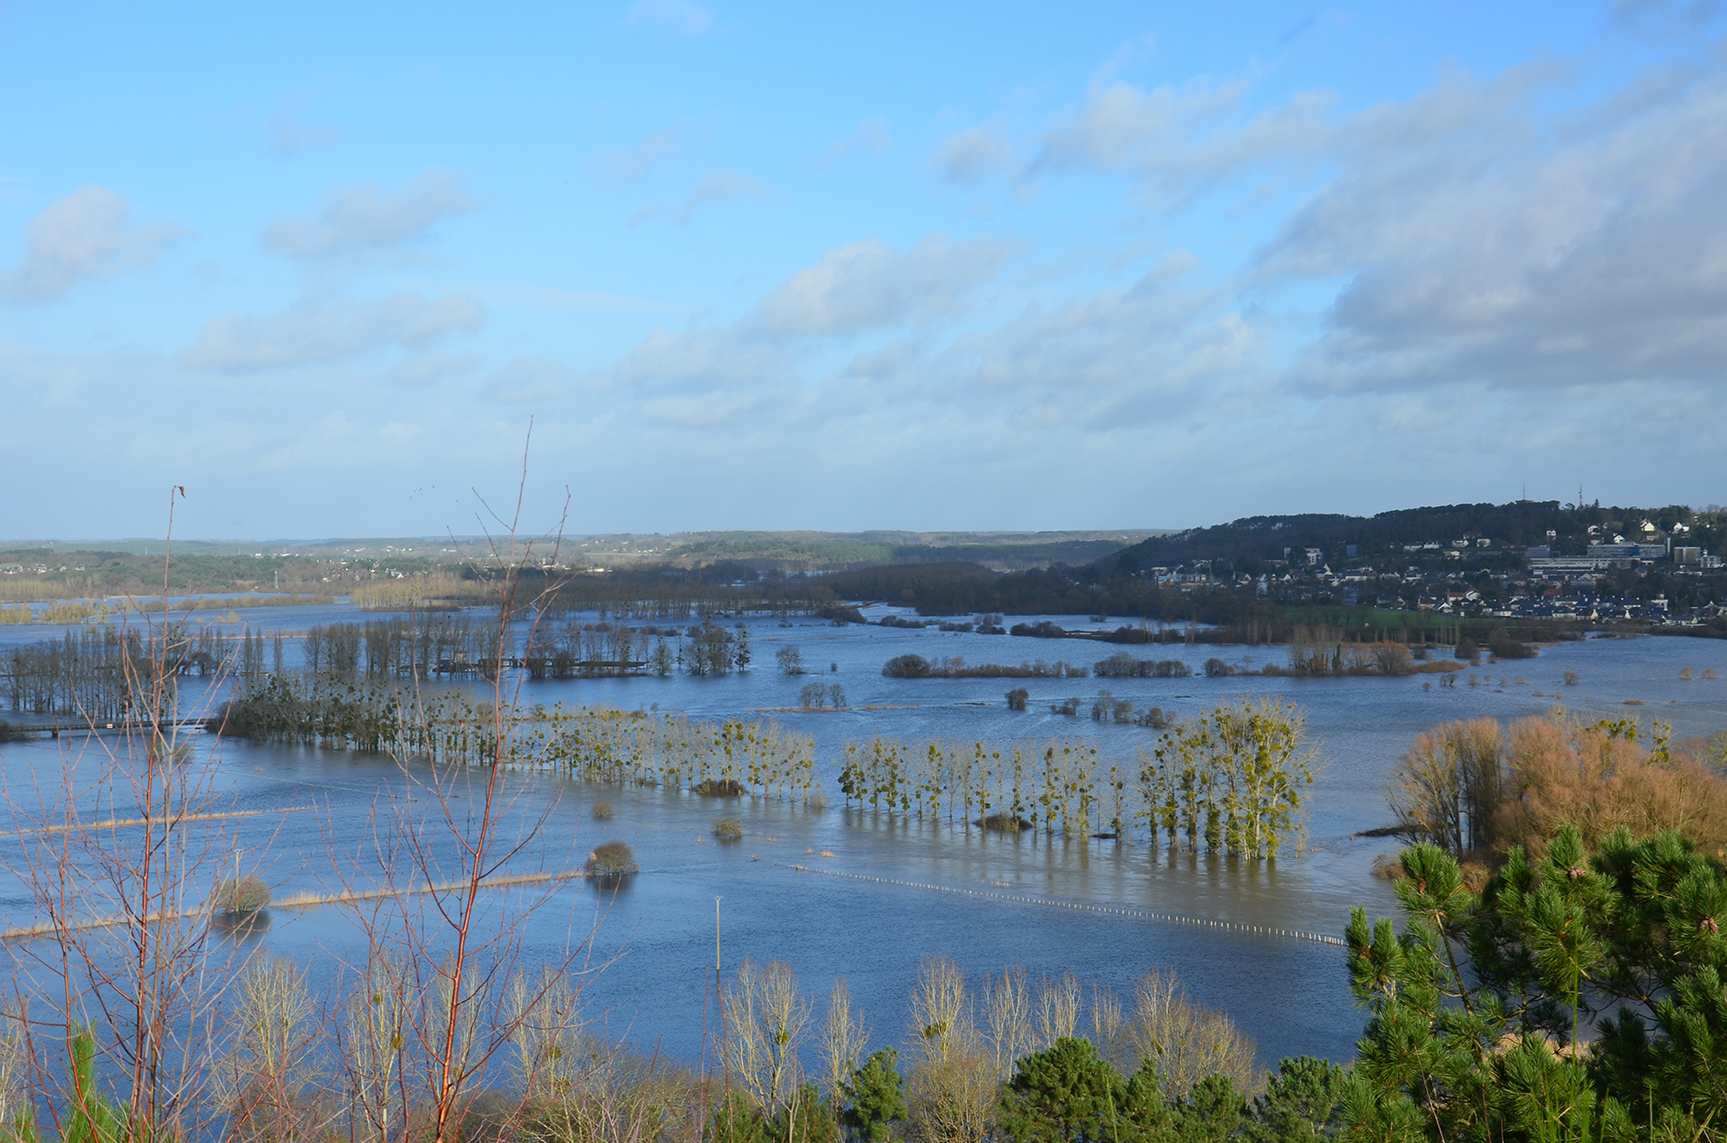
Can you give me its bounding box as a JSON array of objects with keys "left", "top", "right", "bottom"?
[
  {"left": 0, "top": 805, "right": 316, "bottom": 839},
  {"left": 1, "top": 868, "right": 585, "bottom": 942}
]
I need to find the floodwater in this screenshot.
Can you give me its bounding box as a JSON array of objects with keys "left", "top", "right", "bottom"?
[{"left": 3, "top": 602, "right": 1725, "bottom": 1070}]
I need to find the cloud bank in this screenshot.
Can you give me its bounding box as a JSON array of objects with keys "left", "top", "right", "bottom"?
[
  {"left": 262, "top": 168, "right": 479, "bottom": 259},
  {"left": 0, "top": 186, "right": 182, "bottom": 302}
]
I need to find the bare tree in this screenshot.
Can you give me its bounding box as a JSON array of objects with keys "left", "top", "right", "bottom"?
[
  {"left": 903, "top": 958, "right": 995, "bottom": 1143},
  {"left": 506, "top": 966, "right": 585, "bottom": 1099},
  {"left": 1033, "top": 972, "right": 1080, "bottom": 1050},
  {"left": 1387, "top": 717, "right": 1503, "bottom": 855},
  {"left": 818, "top": 977, "right": 870, "bottom": 1104},
  {"left": 904, "top": 1048, "right": 995, "bottom": 1143},
  {"left": 905, "top": 957, "right": 970, "bottom": 1068},
  {"left": 336, "top": 950, "right": 406, "bottom": 1143},
  {"left": 979, "top": 967, "right": 1031, "bottom": 1081},
  {"left": 1123, "top": 970, "right": 1258, "bottom": 1102},
  {"left": 722, "top": 958, "right": 811, "bottom": 1114},
  {"left": 1087, "top": 984, "right": 1129, "bottom": 1073},
  {"left": 213, "top": 953, "right": 325, "bottom": 1143}
]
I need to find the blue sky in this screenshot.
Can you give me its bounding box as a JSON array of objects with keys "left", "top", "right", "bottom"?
[{"left": 2, "top": 1, "right": 1724, "bottom": 539}]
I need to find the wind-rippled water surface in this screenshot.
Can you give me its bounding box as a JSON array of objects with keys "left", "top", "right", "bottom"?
[{"left": 3, "top": 602, "right": 1724, "bottom": 1068}]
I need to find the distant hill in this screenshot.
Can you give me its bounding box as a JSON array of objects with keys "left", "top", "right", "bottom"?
[
  {"left": 1095, "top": 501, "right": 1711, "bottom": 574},
  {"left": 571, "top": 530, "right": 1161, "bottom": 572}
]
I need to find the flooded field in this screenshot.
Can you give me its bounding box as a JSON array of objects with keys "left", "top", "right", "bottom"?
[{"left": 3, "top": 602, "right": 1724, "bottom": 1068}]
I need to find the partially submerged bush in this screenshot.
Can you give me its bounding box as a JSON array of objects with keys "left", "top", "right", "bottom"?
[
  {"left": 1005, "top": 688, "right": 1029, "bottom": 711},
  {"left": 1489, "top": 637, "right": 1537, "bottom": 659},
  {"left": 1094, "top": 653, "right": 1192, "bottom": 679},
  {"left": 585, "top": 840, "right": 639, "bottom": 880},
  {"left": 1389, "top": 711, "right": 1727, "bottom": 861},
  {"left": 979, "top": 812, "right": 1031, "bottom": 832},
  {"left": 591, "top": 800, "right": 616, "bottom": 820},
  {"left": 695, "top": 778, "right": 744, "bottom": 797},
  {"left": 713, "top": 817, "right": 744, "bottom": 842},
  {"left": 883, "top": 654, "right": 933, "bottom": 679},
  {"left": 212, "top": 874, "right": 271, "bottom": 914},
  {"left": 0, "top": 719, "right": 31, "bottom": 743}
]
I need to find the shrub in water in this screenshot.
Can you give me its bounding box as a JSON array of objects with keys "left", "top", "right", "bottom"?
[
  {"left": 591, "top": 800, "right": 616, "bottom": 820},
  {"left": 979, "top": 812, "right": 1031, "bottom": 832},
  {"left": 585, "top": 840, "right": 638, "bottom": 879},
  {"left": 1489, "top": 637, "right": 1537, "bottom": 659},
  {"left": 1564, "top": 669, "right": 1580, "bottom": 686},
  {"left": 882, "top": 654, "right": 932, "bottom": 679},
  {"left": 713, "top": 817, "right": 744, "bottom": 841},
  {"left": 212, "top": 874, "right": 271, "bottom": 914},
  {"left": 695, "top": 778, "right": 744, "bottom": 797},
  {"left": 1005, "top": 688, "right": 1029, "bottom": 711}
]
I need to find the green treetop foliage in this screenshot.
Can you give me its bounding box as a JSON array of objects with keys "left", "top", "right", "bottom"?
[
  {"left": 1342, "top": 825, "right": 1727, "bottom": 1142},
  {"left": 842, "top": 1048, "right": 908, "bottom": 1143},
  {"left": 996, "top": 1037, "right": 1258, "bottom": 1143}
]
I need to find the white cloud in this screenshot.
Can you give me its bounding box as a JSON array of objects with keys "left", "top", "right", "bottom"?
[
  {"left": 595, "top": 120, "right": 691, "bottom": 187},
  {"left": 267, "top": 113, "right": 340, "bottom": 157},
  {"left": 629, "top": 172, "right": 769, "bottom": 224},
  {"left": 1267, "top": 59, "right": 1727, "bottom": 394},
  {"left": 262, "top": 168, "right": 479, "bottom": 258},
  {"left": 1028, "top": 77, "right": 1336, "bottom": 205},
  {"left": 754, "top": 234, "right": 1011, "bottom": 337},
  {"left": 0, "top": 186, "right": 183, "bottom": 302},
  {"left": 817, "top": 118, "right": 890, "bottom": 166},
  {"left": 627, "top": 0, "right": 712, "bottom": 35},
  {"left": 931, "top": 127, "right": 1014, "bottom": 182},
  {"left": 185, "top": 293, "right": 486, "bottom": 371}
]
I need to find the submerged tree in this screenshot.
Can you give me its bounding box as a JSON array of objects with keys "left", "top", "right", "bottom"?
[{"left": 1137, "top": 699, "right": 1316, "bottom": 858}]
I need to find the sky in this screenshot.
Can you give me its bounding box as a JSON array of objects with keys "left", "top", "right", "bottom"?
[{"left": 1, "top": 0, "right": 1724, "bottom": 541}]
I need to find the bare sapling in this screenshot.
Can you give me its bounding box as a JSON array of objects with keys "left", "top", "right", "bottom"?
[
  {"left": 321, "top": 428, "right": 614, "bottom": 1143},
  {"left": 1, "top": 486, "right": 249, "bottom": 1143}
]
